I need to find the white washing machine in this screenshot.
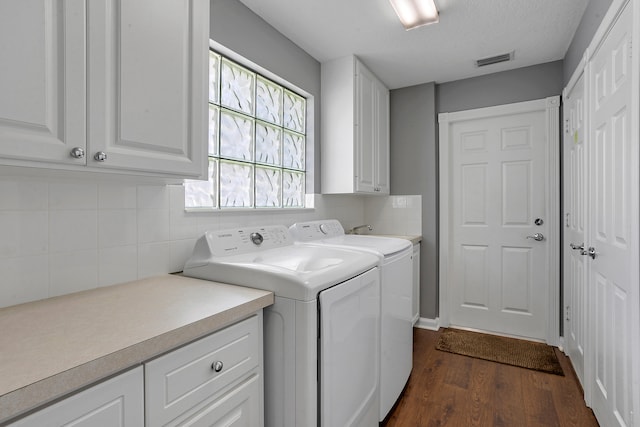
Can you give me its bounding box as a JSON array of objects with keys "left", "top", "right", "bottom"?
[
  {"left": 289, "top": 219, "right": 413, "bottom": 421},
  {"left": 183, "top": 225, "right": 381, "bottom": 427}
]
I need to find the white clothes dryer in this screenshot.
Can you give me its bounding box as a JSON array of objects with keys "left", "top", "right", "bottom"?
[
  {"left": 289, "top": 219, "right": 413, "bottom": 421},
  {"left": 183, "top": 225, "right": 380, "bottom": 427}
]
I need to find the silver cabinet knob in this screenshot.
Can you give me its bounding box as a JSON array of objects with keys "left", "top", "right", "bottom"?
[
  {"left": 70, "top": 147, "right": 85, "bottom": 159},
  {"left": 93, "top": 151, "right": 107, "bottom": 162},
  {"left": 211, "top": 361, "right": 223, "bottom": 372},
  {"left": 526, "top": 233, "right": 545, "bottom": 241}
]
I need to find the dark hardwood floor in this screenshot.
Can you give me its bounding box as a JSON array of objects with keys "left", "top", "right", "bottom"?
[{"left": 383, "top": 328, "right": 599, "bottom": 427}]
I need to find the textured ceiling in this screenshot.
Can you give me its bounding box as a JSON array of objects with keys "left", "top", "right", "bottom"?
[{"left": 238, "top": 0, "right": 590, "bottom": 89}]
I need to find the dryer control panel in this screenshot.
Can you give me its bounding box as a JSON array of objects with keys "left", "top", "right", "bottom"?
[{"left": 289, "top": 219, "right": 345, "bottom": 241}]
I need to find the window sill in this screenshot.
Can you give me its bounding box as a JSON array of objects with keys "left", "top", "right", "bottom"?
[{"left": 184, "top": 207, "right": 315, "bottom": 214}]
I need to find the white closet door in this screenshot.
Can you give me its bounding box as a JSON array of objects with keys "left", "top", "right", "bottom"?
[
  {"left": 562, "top": 71, "right": 587, "bottom": 387},
  {"left": 587, "top": 1, "right": 639, "bottom": 425}
]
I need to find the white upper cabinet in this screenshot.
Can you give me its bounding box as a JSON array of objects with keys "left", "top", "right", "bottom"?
[
  {"left": 0, "top": 0, "right": 208, "bottom": 179},
  {"left": 321, "top": 55, "right": 390, "bottom": 194},
  {"left": 87, "top": 0, "right": 208, "bottom": 177},
  {"left": 0, "top": 1, "right": 86, "bottom": 166}
]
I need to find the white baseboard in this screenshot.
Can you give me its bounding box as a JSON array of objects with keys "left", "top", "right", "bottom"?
[{"left": 414, "top": 317, "right": 439, "bottom": 331}]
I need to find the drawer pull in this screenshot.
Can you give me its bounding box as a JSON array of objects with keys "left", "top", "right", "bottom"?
[{"left": 211, "top": 361, "right": 224, "bottom": 372}]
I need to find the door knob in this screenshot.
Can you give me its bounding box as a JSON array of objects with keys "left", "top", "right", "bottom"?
[
  {"left": 526, "top": 233, "right": 544, "bottom": 241},
  {"left": 581, "top": 246, "right": 597, "bottom": 259},
  {"left": 570, "top": 243, "right": 584, "bottom": 250}
]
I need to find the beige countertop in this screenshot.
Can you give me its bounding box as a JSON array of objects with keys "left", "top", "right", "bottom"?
[{"left": 0, "top": 275, "right": 273, "bottom": 424}]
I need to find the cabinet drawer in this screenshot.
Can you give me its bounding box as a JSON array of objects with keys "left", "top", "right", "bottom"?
[
  {"left": 145, "top": 315, "right": 261, "bottom": 426},
  {"left": 175, "top": 372, "right": 261, "bottom": 427}
]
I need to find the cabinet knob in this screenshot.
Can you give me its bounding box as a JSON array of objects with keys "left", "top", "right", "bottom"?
[
  {"left": 70, "top": 147, "right": 85, "bottom": 159},
  {"left": 93, "top": 151, "right": 107, "bottom": 162},
  {"left": 211, "top": 360, "right": 223, "bottom": 372}
]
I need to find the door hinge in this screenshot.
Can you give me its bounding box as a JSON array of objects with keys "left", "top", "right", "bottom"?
[
  {"left": 565, "top": 305, "right": 571, "bottom": 322},
  {"left": 566, "top": 212, "right": 570, "bottom": 228}
]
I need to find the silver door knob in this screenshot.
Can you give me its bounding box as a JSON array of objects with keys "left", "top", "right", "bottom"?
[
  {"left": 526, "top": 233, "right": 545, "bottom": 241},
  {"left": 581, "top": 246, "right": 597, "bottom": 259},
  {"left": 93, "top": 151, "right": 107, "bottom": 162},
  {"left": 70, "top": 147, "right": 85, "bottom": 159}
]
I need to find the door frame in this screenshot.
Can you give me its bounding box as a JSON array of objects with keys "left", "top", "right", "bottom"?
[{"left": 438, "top": 97, "right": 561, "bottom": 346}]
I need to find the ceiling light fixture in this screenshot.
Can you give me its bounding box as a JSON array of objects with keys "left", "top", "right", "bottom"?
[{"left": 389, "top": 0, "right": 439, "bottom": 30}]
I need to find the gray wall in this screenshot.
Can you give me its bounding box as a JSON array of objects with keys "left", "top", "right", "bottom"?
[
  {"left": 390, "top": 83, "right": 438, "bottom": 319},
  {"left": 436, "top": 61, "right": 564, "bottom": 113},
  {"left": 210, "top": 0, "right": 321, "bottom": 193},
  {"left": 563, "top": 0, "right": 614, "bottom": 84}
]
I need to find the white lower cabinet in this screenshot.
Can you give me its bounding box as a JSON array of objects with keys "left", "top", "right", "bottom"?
[
  {"left": 10, "top": 367, "right": 144, "bottom": 427},
  {"left": 8, "top": 314, "right": 263, "bottom": 427},
  {"left": 145, "top": 314, "right": 263, "bottom": 427}
]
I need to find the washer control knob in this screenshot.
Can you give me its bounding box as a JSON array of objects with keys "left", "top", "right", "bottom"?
[
  {"left": 250, "top": 232, "right": 264, "bottom": 245},
  {"left": 211, "top": 361, "right": 223, "bottom": 372},
  {"left": 319, "top": 223, "right": 329, "bottom": 234}
]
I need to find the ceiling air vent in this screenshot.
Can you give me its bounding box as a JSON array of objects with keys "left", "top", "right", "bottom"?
[{"left": 475, "top": 51, "right": 514, "bottom": 68}]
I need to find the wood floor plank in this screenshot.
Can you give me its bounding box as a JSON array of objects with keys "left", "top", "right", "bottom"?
[{"left": 383, "top": 328, "right": 600, "bottom": 427}]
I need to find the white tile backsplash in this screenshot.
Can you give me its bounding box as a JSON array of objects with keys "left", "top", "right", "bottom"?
[
  {"left": 0, "top": 178, "right": 420, "bottom": 308},
  {"left": 0, "top": 211, "right": 48, "bottom": 257},
  {"left": 137, "top": 209, "right": 170, "bottom": 243},
  {"left": 0, "top": 255, "right": 49, "bottom": 307},
  {"left": 49, "top": 182, "right": 98, "bottom": 210},
  {"left": 98, "top": 184, "right": 137, "bottom": 210},
  {"left": 49, "top": 210, "right": 98, "bottom": 253},
  {"left": 98, "top": 245, "right": 138, "bottom": 287},
  {"left": 0, "top": 180, "right": 48, "bottom": 211},
  {"left": 49, "top": 250, "right": 99, "bottom": 297},
  {"left": 364, "top": 195, "right": 422, "bottom": 236},
  {"left": 138, "top": 242, "right": 172, "bottom": 278},
  {"left": 98, "top": 210, "right": 137, "bottom": 248}
]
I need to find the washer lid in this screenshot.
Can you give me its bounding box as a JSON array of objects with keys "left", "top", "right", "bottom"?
[
  {"left": 183, "top": 226, "right": 379, "bottom": 301},
  {"left": 289, "top": 220, "right": 411, "bottom": 256}
]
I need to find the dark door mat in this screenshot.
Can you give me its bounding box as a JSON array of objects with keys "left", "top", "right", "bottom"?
[{"left": 436, "top": 328, "right": 564, "bottom": 376}]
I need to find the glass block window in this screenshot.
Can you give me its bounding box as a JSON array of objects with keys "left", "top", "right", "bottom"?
[{"left": 186, "top": 50, "right": 306, "bottom": 209}]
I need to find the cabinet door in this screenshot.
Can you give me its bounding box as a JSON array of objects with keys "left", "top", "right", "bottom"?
[
  {"left": 87, "top": 0, "right": 208, "bottom": 178},
  {"left": 355, "top": 62, "right": 376, "bottom": 193},
  {"left": 10, "top": 367, "right": 143, "bottom": 427},
  {"left": 374, "top": 80, "right": 390, "bottom": 194},
  {"left": 0, "top": 0, "right": 86, "bottom": 166}
]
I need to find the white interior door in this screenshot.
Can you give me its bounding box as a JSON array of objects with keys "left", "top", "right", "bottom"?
[
  {"left": 586, "top": 1, "right": 639, "bottom": 425},
  {"left": 563, "top": 70, "right": 587, "bottom": 387},
  {"left": 439, "top": 98, "right": 560, "bottom": 343}
]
